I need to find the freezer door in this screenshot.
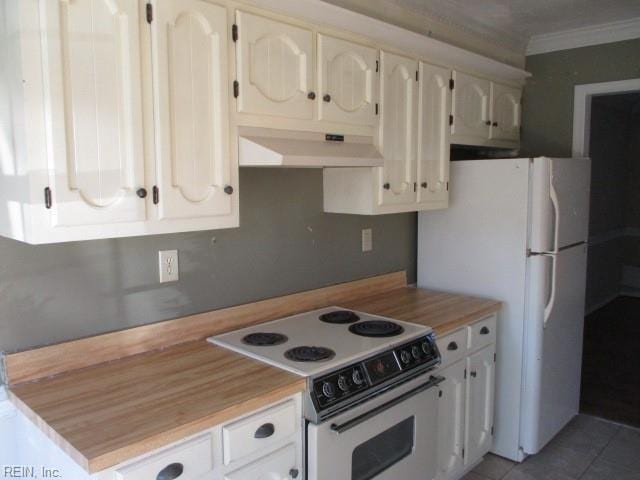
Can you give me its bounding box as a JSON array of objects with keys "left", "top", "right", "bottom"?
[
  {"left": 521, "top": 244, "right": 587, "bottom": 454},
  {"left": 530, "top": 157, "right": 591, "bottom": 252}
]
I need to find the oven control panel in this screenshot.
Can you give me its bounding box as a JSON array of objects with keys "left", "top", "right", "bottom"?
[
  {"left": 312, "top": 364, "right": 369, "bottom": 409},
  {"left": 310, "top": 334, "right": 440, "bottom": 414}
]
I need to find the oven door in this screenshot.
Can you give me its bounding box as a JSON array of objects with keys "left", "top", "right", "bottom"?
[{"left": 307, "top": 374, "right": 443, "bottom": 480}]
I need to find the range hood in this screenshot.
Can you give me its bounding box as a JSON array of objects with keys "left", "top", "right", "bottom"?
[{"left": 238, "top": 127, "right": 383, "bottom": 168}]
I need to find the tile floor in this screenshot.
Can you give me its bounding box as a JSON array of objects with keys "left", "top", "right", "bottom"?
[{"left": 463, "top": 415, "right": 640, "bottom": 480}]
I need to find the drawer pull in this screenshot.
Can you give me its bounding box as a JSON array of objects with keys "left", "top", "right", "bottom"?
[
  {"left": 470, "top": 371, "right": 477, "bottom": 378},
  {"left": 289, "top": 468, "right": 299, "bottom": 478},
  {"left": 156, "top": 462, "right": 183, "bottom": 480},
  {"left": 447, "top": 341, "right": 458, "bottom": 351},
  {"left": 254, "top": 422, "right": 275, "bottom": 439},
  {"left": 480, "top": 326, "right": 490, "bottom": 335}
]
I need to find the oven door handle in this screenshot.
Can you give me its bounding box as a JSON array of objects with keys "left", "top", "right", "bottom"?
[{"left": 330, "top": 375, "right": 445, "bottom": 434}]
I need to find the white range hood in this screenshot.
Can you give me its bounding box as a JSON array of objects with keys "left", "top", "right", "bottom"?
[{"left": 238, "top": 127, "right": 383, "bottom": 168}]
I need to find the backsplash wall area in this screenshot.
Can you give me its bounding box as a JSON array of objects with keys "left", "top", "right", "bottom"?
[{"left": 0, "top": 168, "right": 417, "bottom": 354}]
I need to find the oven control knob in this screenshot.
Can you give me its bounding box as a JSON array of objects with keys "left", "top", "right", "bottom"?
[
  {"left": 421, "top": 342, "right": 432, "bottom": 355},
  {"left": 411, "top": 345, "right": 421, "bottom": 359},
  {"left": 352, "top": 369, "right": 364, "bottom": 385},
  {"left": 400, "top": 350, "right": 411, "bottom": 364},
  {"left": 322, "top": 382, "right": 335, "bottom": 398},
  {"left": 337, "top": 375, "right": 349, "bottom": 391}
]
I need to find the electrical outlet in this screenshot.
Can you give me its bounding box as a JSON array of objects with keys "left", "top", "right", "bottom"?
[
  {"left": 159, "top": 250, "right": 179, "bottom": 283},
  {"left": 362, "top": 228, "right": 373, "bottom": 252}
]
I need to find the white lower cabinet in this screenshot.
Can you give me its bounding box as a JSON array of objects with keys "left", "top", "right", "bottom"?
[
  {"left": 434, "top": 315, "right": 497, "bottom": 480},
  {"left": 225, "top": 444, "right": 297, "bottom": 480}
]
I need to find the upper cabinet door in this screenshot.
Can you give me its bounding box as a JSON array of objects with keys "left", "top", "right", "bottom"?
[
  {"left": 235, "top": 11, "right": 313, "bottom": 119},
  {"left": 451, "top": 71, "right": 490, "bottom": 142},
  {"left": 317, "top": 34, "right": 377, "bottom": 127},
  {"left": 378, "top": 51, "right": 418, "bottom": 206},
  {"left": 40, "top": 0, "right": 146, "bottom": 227},
  {"left": 417, "top": 62, "right": 451, "bottom": 207},
  {"left": 490, "top": 83, "right": 521, "bottom": 142},
  {"left": 152, "top": 0, "right": 233, "bottom": 220}
]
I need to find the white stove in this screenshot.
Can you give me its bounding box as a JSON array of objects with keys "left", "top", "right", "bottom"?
[{"left": 209, "top": 306, "right": 430, "bottom": 376}]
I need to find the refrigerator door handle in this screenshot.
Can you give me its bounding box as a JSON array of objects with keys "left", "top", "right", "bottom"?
[
  {"left": 549, "top": 178, "right": 560, "bottom": 254},
  {"left": 543, "top": 253, "right": 557, "bottom": 329}
]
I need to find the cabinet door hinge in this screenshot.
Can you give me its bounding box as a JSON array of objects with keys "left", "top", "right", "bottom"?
[
  {"left": 416, "top": 70, "right": 419, "bottom": 82},
  {"left": 446, "top": 181, "right": 449, "bottom": 191},
  {"left": 146, "top": 3, "right": 153, "bottom": 23},
  {"left": 413, "top": 182, "right": 417, "bottom": 192},
  {"left": 375, "top": 103, "right": 379, "bottom": 115},
  {"left": 438, "top": 389, "right": 443, "bottom": 398},
  {"left": 232, "top": 24, "right": 238, "bottom": 42},
  {"left": 491, "top": 426, "right": 495, "bottom": 435},
  {"left": 375, "top": 60, "right": 379, "bottom": 73},
  {"left": 464, "top": 368, "right": 467, "bottom": 379},
  {"left": 152, "top": 185, "right": 159, "bottom": 205},
  {"left": 233, "top": 80, "right": 239, "bottom": 98},
  {"left": 449, "top": 114, "right": 454, "bottom": 126},
  {"left": 462, "top": 448, "right": 465, "bottom": 459},
  {"left": 449, "top": 78, "right": 455, "bottom": 90},
  {"left": 494, "top": 352, "right": 497, "bottom": 362},
  {"left": 44, "top": 187, "right": 52, "bottom": 209}
]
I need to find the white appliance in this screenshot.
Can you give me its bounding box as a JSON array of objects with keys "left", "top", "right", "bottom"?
[
  {"left": 417, "top": 157, "right": 591, "bottom": 461},
  {"left": 210, "top": 307, "right": 443, "bottom": 480}
]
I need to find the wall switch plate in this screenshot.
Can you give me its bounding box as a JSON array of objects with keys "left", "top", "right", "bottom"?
[
  {"left": 362, "top": 228, "right": 373, "bottom": 252},
  {"left": 159, "top": 250, "right": 179, "bottom": 283}
]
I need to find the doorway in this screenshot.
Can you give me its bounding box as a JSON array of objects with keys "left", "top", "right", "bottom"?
[{"left": 574, "top": 83, "right": 640, "bottom": 427}]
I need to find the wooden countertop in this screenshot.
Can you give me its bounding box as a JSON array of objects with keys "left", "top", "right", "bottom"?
[
  {"left": 9, "top": 341, "right": 305, "bottom": 473},
  {"left": 8, "top": 282, "right": 500, "bottom": 474},
  {"left": 343, "top": 287, "right": 501, "bottom": 336}
]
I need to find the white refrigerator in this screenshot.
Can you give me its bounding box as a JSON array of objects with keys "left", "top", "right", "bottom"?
[{"left": 417, "top": 157, "right": 591, "bottom": 462}]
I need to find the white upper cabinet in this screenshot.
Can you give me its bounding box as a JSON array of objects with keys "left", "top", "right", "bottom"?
[
  {"left": 465, "top": 345, "right": 496, "bottom": 463},
  {"left": 490, "top": 82, "right": 522, "bottom": 142},
  {"left": 40, "top": 0, "right": 147, "bottom": 227},
  {"left": 451, "top": 71, "right": 490, "bottom": 144},
  {"left": 417, "top": 61, "right": 451, "bottom": 208},
  {"left": 378, "top": 51, "right": 418, "bottom": 207},
  {"left": 152, "top": 0, "right": 233, "bottom": 221},
  {"left": 317, "top": 35, "right": 378, "bottom": 127},
  {"left": 235, "top": 11, "right": 314, "bottom": 119}
]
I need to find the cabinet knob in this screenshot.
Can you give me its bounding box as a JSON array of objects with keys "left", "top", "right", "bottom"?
[
  {"left": 156, "top": 463, "right": 183, "bottom": 480},
  {"left": 224, "top": 185, "right": 234, "bottom": 195},
  {"left": 254, "top": 422, "right": 275, "bottom": 438},
  {"left": 492, "top": 122, "right": 498, "bottom": 127},
  {"left": 136, "top": 188, "right": 148, "bottom": 199},
  {"left": 485, "top": 120, "right": 491, "bottom": 126},
  {"left": 307, "top": 91, "right": 316, "bottom": 100},
  {"left": 383, "top": 182, "right": 390, "bottom": 190},
  {"left": 421, "top": 182, "right": 427, "bottom": 189},
  {"left": 470, "top": 371, "right": 477, "bottom": 378},
  {"left": 447, "top": 341, "right": 458, "bottom": 351},
  {"left": 480, "top": 326, "right": 490, "bottom": 335},
  {"left": 289, "top": 468, "right": 299, "bottom": 478},
  {"left": 323, "top": 94, "right": 331, "bottom": 102}
]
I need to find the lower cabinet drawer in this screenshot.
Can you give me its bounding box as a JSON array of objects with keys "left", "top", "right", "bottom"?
[
  {"left": 223, "top": 400, "right": 297, "bottom": 465},
  {"left": 224, "top": 444, "right": 298, "bottom": 480},
  {"left": 436, "top": 328, "right": 467, "bottom": 368},
  {"left": 114, "top": 434, "right": 213, "bottom": 480},
  {"left": 467, "top": 315, "right": 497, "bottom": 352}
]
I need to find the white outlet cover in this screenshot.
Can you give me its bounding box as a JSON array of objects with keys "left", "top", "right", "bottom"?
[
  {"left": 159, "top": 250, "right": 179, "bottom": 283},
  {"left": 362, "top": 228, "right": 373, "bottom": 252}
]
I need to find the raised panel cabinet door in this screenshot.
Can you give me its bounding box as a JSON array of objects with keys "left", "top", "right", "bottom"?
[
  {"left": 451, "top": 71, "right": 490, "bottom": 142},
  {"left": 152, "top": 0, "right": 233, "bottom": 220},
  {"left": 435, "top": 360, "right": 466, "bottom": 480},
  {"left": 317, "top": 34, "right": 377, "bottom": 126},
  {"left": 235, "top": 11, "right": 313, "bottom": 119},
  {"left": 490, "top": 83, "right": 521, "bottom": 142},
  {"left": 417, "top": 61, "right": 451, "bottom": 207},
  {"left": 378, "top": 51, "right": 418, "bottom": 206},
  {"left": 40, "top": 0, "right": 146, "bottom": 227},
  {"left": 465, "top": 345, "right": 496, "bottom": 464}
]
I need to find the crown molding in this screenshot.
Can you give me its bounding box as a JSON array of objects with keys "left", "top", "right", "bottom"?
[{"left": 527, "top": 17, "right": 640, "bottom": 56}]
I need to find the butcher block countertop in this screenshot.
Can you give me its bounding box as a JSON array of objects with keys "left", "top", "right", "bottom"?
[
  {"left": 9, "top": 342, "right": 306, "bottom": 473},
  {"left": 344, "top": 287, "right": 501, "bottom": 336},
  {"left": 7, "top": 274, "right": 500, "bottom": 474}
]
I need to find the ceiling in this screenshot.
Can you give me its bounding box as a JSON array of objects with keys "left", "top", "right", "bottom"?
[{"left": 394, "top": 0, "right": 640, "bottom": 51}]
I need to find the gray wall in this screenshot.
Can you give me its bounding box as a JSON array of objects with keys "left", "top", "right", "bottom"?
[
  {"left": 521, "top": 39, "right": 640, "bottom": 157},
  {"left": 0, "top": 168, "right": 417, "bottom": 353}
]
